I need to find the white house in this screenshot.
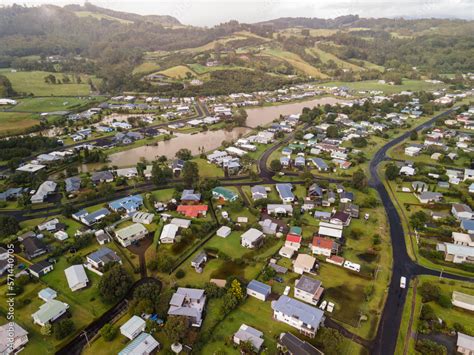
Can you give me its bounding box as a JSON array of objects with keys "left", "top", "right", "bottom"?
[
  {"left": 32, "top": 300, "right": 69, "bottom": 326},
  {"left": 115, "top": 223, "right": 148, "bottom": 247},
  {"left": 246, "top": 280, "right": 271, "bottom": 301},
  {"left": 457, "top": 332, "right": 474, "bottom": 355},
  {"left": 294, "top": 275, "right": 324, "bottom": 306},
  {"left": 452, "top": 291, "right": 474, "bottom": 311},
  {"left": 0, "top": 322, "right": 28, "bottom": 354},
  {"left": 233, "top": 324, "right": 264, "bottom": 352},
  {"left": 64, "top": 265, "right": 89, "bottom": 291},
  {"left": 318, "top": 222, "right": 343, "bottom": 239},
  {"left": 451, "top": 203, "right": 473, "bottom": 220},
  {"left": 160, "top": 224, "right": 179, "bottom": 244},
  {"left": 241, "top": 228, "right": 264, "bottom": 249},
  {"left": 293, "top": 254, "right": 316, "bottom": 275},
  {"left": 216, "top": 226, "right": 231, "bottom": 238},
  {"left": 120, "top": 316, "right": 146, "bottom": 340}
]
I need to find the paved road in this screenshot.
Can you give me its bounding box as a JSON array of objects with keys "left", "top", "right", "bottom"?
[{"left": 370, "top": 107, "right": 473, "bottom": 354}]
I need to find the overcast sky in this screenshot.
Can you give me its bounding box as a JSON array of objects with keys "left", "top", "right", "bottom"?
[{"left": 1, "top": 0, "right": 473, "bottom": 26}]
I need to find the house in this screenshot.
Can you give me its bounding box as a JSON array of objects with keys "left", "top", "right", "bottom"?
[
  {"left": 0, "top": 248, "right": 10, "bottom": 276},
  {"left": 318, "top": 222, "right": 343, "bottom": 239},
  {"left": 233, "top": 324, "right": 264, "bottom": 352},
  {"left": 247, "top": 280, "right": 271, "bottom": 301},
  {"left": 277, "top": 332, "right": 322, "bottom": 355},
  {"left": 22, "top": 237, "right": 47, "bottom": 260},
  {"left": 312, "top": 237, "right": 335, "bottom": 257},
  {"left": 0, "top": 187, "right": 25, "bottom": 201},
  {"left": 31, "top": 181, "right": 57, "bottom": 204},
  {"left": 452, "top": 291, "right": 474, "bottom": 311},
  {"left": 54, "top": 230, "right": 68, "bottom": 241},
  {"left": 37, "top": 218, "right": 62, "bottom": 232},
  {"left": 180, "top": 189, "right": 201, "bottom": 204},
  {"left": 267, "top": 204, "right": 293, "bottom": 216},
  {"left": 400, "top": 166, "right": 415, "bottom": 176},
  {"left": 438, "top": 243, "right": 474, "bottom": 264},
  {"left": 212, "top": 187, "right": 238, "bottom": 202},
  {"left": 118, "top": 333, "right": 160, "bottom": 355},
  {"left": 452, "top": 203, "right": 473, "bottom": 220},
  {"left": 72, "top": 208, "right": 110, "bottom": 226},
  {"left": 38, "top": 288, "right": 57, "bottom": 302},
  {"left": 168, "top": 288, "right": 206, "bottom": 327},
  {"left": 32, "top": 300, "right": 69, "bottom": 326},
  {"left": 91, "top": 171, "right": 114, "bottom": 184},
  {"left": 191, "top": 251, "right": 207, "bottom": 272},
  {"left": 412, "top": 181, "right": 428, "bottom": 192},
  {"left": 469, "top": 183, "right": 474, "bottom": 194},
  {"left": 456, "top": 332, "right": 474, "bottom": 355},
  {"left": 115, "top": 223, "right": 148, "bottom": 247},
  {"left": 308, "top": 183, "right": 323, "bottom": 201},
  {"left": 241, "top": 228, "right": 264, "bottom": 248},
  {"left": 280, "top": 156, "right": 291, "bottom": 167},
  {"left": 271, "top": 295, "right": 325, "bottom": 338},
  {"left": 279, "top": 246, "right": 296, "bottom": 259},
  {"left": 251, "top": 186, "right": 268, "bottom": 200},
  {"left": 276, "top": 184, "right": 295, "bottom": 203},
  {"left": 293, "top": 254, "right": 316, "bottom": 275},
  {"left": 170, "top": 159, "right": 185, "bottom": 175},
  {"left": 160, "top": 224, "right": 179, "bottom": 244},
  {"left": 109, "top": 195, "right": 143, "bottom": 214},
  {"left": 311, "top": 158, "right": 328, "bottom": 171},
  {"left": 330, "top": 211, "right": 351, "bottom": 226},
  {"left": 170, "top": 218, "right": 191, "bottom": 229},
  {"left": 452, "top": 232, "right": 474, "bottom": 247},
  {"left": 65, "top": 176, "right": 81, "bottom": 193},
  {"left": 416, "top": 192, "right": 443, "bottom": 204},
  {"left": 216, "top": 226, "right": 231, "bottom": 238},
  {"left": 86, "top": 247, "right": 121, "bottom": 269},
  {"left": 285, "top": 234, "right": 302, "bottom": 251},
  {"left": 256, "top": 220, "right": 276, "bottom": 236},
  {"left": 404, "top": 145, "right": 422, "bottom": 156},
  {"left": 294, "top": 275, "right": 324, "bottom": 306},
  {"left": 177, "top": 205, "right": 208, "bottom": 218},
  {"left": 295, "top": 156, "right": 306, "bottom": 168},
  {"left": 132, "top": 211, "right": 154, "bottom": 225},
  {"left": 461, "top": 219, "right": 474, "bottom": 234},
  {"left": 16, "top": 163, "right": 46, "bottom": 173},
  {"left": 116, "top": 167, "right": 138, "bottom": 179},
  {"left": 29, "top": 260, "right": 54, "bottom": 278},
  {"left": 96, "top": 230, "right": 111, "bottom": 245},
  {"left": 64, "top": 265, "right": 89, "bottom": 291},
  {"left": 0, "top": 322, "right": 28, "bottom": 354},
  {"left": 339, "top": 191, "right": 354, "bottom": 203},
  {"left": 120, "top": 315, "right": 146, "bottom": 340},
  {"left": 340, "top": 203, "right": 360, "bottom": 218},
  {"left": 464, "top": 168, "right": 474, "bottom": 182}
]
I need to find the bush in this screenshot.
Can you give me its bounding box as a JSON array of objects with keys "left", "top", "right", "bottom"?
[
  {"left": 419, "top": 283, "right": 441, "bottom": 303},
  {"left": 415, "top": 339, "right": 446, "bottom": 355},
  {"left": 175, "top": 269, "right": 185, "bottom": 279},
  {"left": 53, "top": 319, "right": 75, "bottom": 340},
  {"left": 100, "top": 323, "right": 117, "bottom": 342}
]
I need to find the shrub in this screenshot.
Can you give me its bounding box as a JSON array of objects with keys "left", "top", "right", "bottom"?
[{"left": 175, "top": 269, "right": 185, "bottom": 279}]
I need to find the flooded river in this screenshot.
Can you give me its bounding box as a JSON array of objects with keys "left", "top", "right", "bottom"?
[
  {"left": 245, "top": 96, "right": 349, "bottom": 127},
  {"left": 106, "top": 127, "right": 250, "bottom": 167}
]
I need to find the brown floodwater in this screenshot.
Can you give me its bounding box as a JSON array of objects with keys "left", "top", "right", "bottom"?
[{"left": 245, "top": 96, "right": 349, "bottom": 127}]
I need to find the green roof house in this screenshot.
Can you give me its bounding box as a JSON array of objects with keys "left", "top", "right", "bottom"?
[{"left": 212, "top": 187, "right": 238, "bottom": 202}]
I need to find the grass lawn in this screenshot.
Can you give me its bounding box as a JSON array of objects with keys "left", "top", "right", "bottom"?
[
  {"left": 12, "top": 97, "right": 91, "bottom": 113},
  {"left": 74, "top": 11, "right": 133, "bottom": 24},
  {"left": 321, "top": 79, "right": 447, "bottom": 94},
  {"left": 150, "top": 188, "right": 175, "bottom": 202},
  {"left": 193, "top": 158, "right": 224, "bottom": 178},
  {"left": 307, "top": 46, "right": 364, "bottom": 71},
  {"left": 132, "top": 62, "right": 161, "bottom": 75},
  {"left": 0, "top": 111, "right": 39, "bottom": 135},
  {"left": 158, "top": 65, "right": 197, "bottom": 79},
  {"left": 0, "top": 69, "right": 99, "bottom": 96}
]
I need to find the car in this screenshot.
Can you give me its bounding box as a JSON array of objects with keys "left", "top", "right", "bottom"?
[
  {"left": 327, "top": 302, "right": 334, "bottom": 313},
  {"left": 283, "top": 286, "right": 291, "bottom": 296},
  {"left": 273, "top": 276, "right": 283, "bottom": 283},
  {"left": 400, "top": 276, "right": 407, "bottom": 289},
  {"left": 319, "top": 300, "right": 327, "bottom": 310}
]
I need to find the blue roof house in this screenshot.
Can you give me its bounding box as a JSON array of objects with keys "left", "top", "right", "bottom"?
[{"left": 247, "top": 280, "right": 271, "bottom": 301}]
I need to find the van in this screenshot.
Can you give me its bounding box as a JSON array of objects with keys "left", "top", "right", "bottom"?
[{"left": 400, "top": 276, "right": 407, "bottom": 289}]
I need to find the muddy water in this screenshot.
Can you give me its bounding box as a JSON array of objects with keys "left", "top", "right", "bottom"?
[
  {"left": 105, "top": 127, "right": 250, "bottom": 167},
  {"left": 245, "top": 96, "right": 349, "bottom": 127}
]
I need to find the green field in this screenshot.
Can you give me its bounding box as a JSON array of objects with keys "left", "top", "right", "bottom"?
[
  {"left": 158, "top": 65, "right": 197, "bottom": 79},
  {"left": 132, "top": 62, "right": 161, "bottom": 75},
  {"left": 321, "top": 79, "right": 447, "bottom": 93},
  {"left": 74, "top": 11, "right": 133, "bottom": 24},
  {"left": 0, "top": 111, "right": 39, "bottom": 135},
  {"left": 0, "top": 69, "right": 99, "bottom": 96},
  {"left": 307, "top": 46, "right": 364, "bottom": 71},
  {"left": 12, "top": 97, "right": 91, "bottom": 113}
]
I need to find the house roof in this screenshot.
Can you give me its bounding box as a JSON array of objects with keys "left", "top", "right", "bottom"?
[
  {"left": 109, "top": 195, "right": 143, "bottom": 211},
  {"left": 87, "top": 247, "right": 121, "bottom": 265},
  {"left": 251, "top": 185, "right": 267, "bottom": 196},
  {"left": 64, "top": 265, "right": 88, "bottom": 289},
  {"left": 331, "top": 211, "right": 350, "bottom": 223},
  {"left": 452, "top": 291, "right": 474, "bottom": 306},
  {"left": 234, "top": 324, "right": 264, "bottom": 350},
  {"left": 286, "top": 234, "right": 302, "bottom": 243},
  {"left": 181, "top": 189, "right": 201, "bottom": 201},
  {"left": 29, "top": 260, "right": 52, "bottom": 274},
  {"left": 212, "top": 187, "right": 238, "bottom": 200},
  {"left": 247, "top": 280, "right": 271, "bottom": 295},
  {"left": 271, "top": 295, "right": 324, "bottom": 330},
  {"left": 294, "top": 254, "right": 316, "bottom": 270},
  {"left": 120, "top": 315, "right": 146, "bottom": 336},
  {"left": 22, "top": 237, "right": 45, "bottom": 255},
  {"left": 457, "top": 332, "right": 474, "bottom": 351},
  {"left": 241, "top": 228, "right": 263, "bottom": 243},
  {"left": 312, "top": 236, "right": 333, "bottom": 249},
  {"left": 295, "top": 275, "right": 322, "bottom": 294},
  {"left": 177, "top": 204, "right": 208, "bottom": 217},
  {"left": 118, "top": 332, "right": 159, "bottom": 355},
  {"left": 32, "top": 299, "right": 68, "bottom": 324},
  {"left": 0, "top": 322, "right": 28, "bottom": 353},
  {"left": 38, "top": 287, "right": 57, "bottom": 300},
  {"left": 276, "top": 183, "right": 294, "bottom": 200},
  {"left": 160, "top": 223, "right": 179, "bottom": 241},
  {"left": 278, "top": 332, "right": 322, "bottom": 355},
  {"left": 116, "top": 223, "right": 147, "bottom": 240}
]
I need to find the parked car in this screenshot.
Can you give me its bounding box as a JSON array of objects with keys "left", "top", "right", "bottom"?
[
  {"left": 400, "top": 276, "right": 407, "bottom": 289},
  {"left": 319, "top": 300, "right": 327, "bottom": 310},
  {"left": 283, "top": 286, "right": 291, "bottom": 296},
  {"left": 274, "top": 276, "right": 283, "bottom": 283}
]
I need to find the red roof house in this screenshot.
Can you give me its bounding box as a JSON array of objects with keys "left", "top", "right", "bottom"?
[
  {"left": 285, "top": 233, "right": 302, "bottom": 251},
  {"left": 176, "top": 205, "right": 208, "bottom": 218}
]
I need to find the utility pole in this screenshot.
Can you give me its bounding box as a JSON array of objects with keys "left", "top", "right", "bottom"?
[
  {"left": 82, "top": 330, "right": 90, "bottom": 348},
  {"left": 439, "top": 268, "right": 444, "bottom": 280}
]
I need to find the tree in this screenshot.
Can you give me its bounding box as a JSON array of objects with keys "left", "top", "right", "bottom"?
[
  {"left": 352, "top": 169, "right": 368, "bottom": 190},
  {"left": 326, "top": 125, "right": 339, "bottom": 138},
  {"left": 99, "top": 265, "right": 133, "bottom": 302},
  {"left": 163, "top": 316, "right": 188, "bottom": 343},
  {"left": 0, "top": 75, "right": 16, "bottom": 97},
  {"left": 154, "top": 254, "right": 174, "bottom": 273},
  {"left": 228, "top": 279, "right": 244, "bottom": 301},
  {"left": 233, "top": 108, "right": 248, "bottom": 127},
  {"left": 40, "top": 323, "right": 52, "bottom": 336},
  {"left": 53, "top": 319, "right": 75, "bottom": 340},
  {"left": 99, "top": 323, "right": 117, "bottom": 342},
  {"left": 316, "top": 328, "right": 344, "bottom": 355},
  {"left": 410, "top": 130, "right": 418, "bottom": 140},
  {"left": 419, "top": 282, "right": 441, "bottom": 303},
  {"left": 270, "top": 159, "right": 282, "bottom": 172},
  {"left": 175, "top": 148, "right": 192, "bottom": 161},
  {"left": 0, "top": 215, "right": 19, "bottom": 239},
  {"left": 182, "top": 161, "right": 199, "bottom": 187},
  {"left": 385, "top": 164, "right": 399, "bottom": 181}
]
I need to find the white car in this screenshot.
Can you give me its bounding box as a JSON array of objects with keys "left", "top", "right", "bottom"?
[
  {"left": 319, "top": 300, "right": 327, "bottom": 310},
  {"left": 400, "top": 276, "right": 407, "bottom": 289},
  {"left": 327, "top": 302, "right": 334, "bottom": 313},
  {"left": 283, "top": 286, "right": 291, "bottom": 296}
]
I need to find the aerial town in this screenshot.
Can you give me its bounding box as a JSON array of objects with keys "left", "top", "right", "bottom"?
[{"left": 0, "top": 2, "right": 472, "bottom": 355}]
